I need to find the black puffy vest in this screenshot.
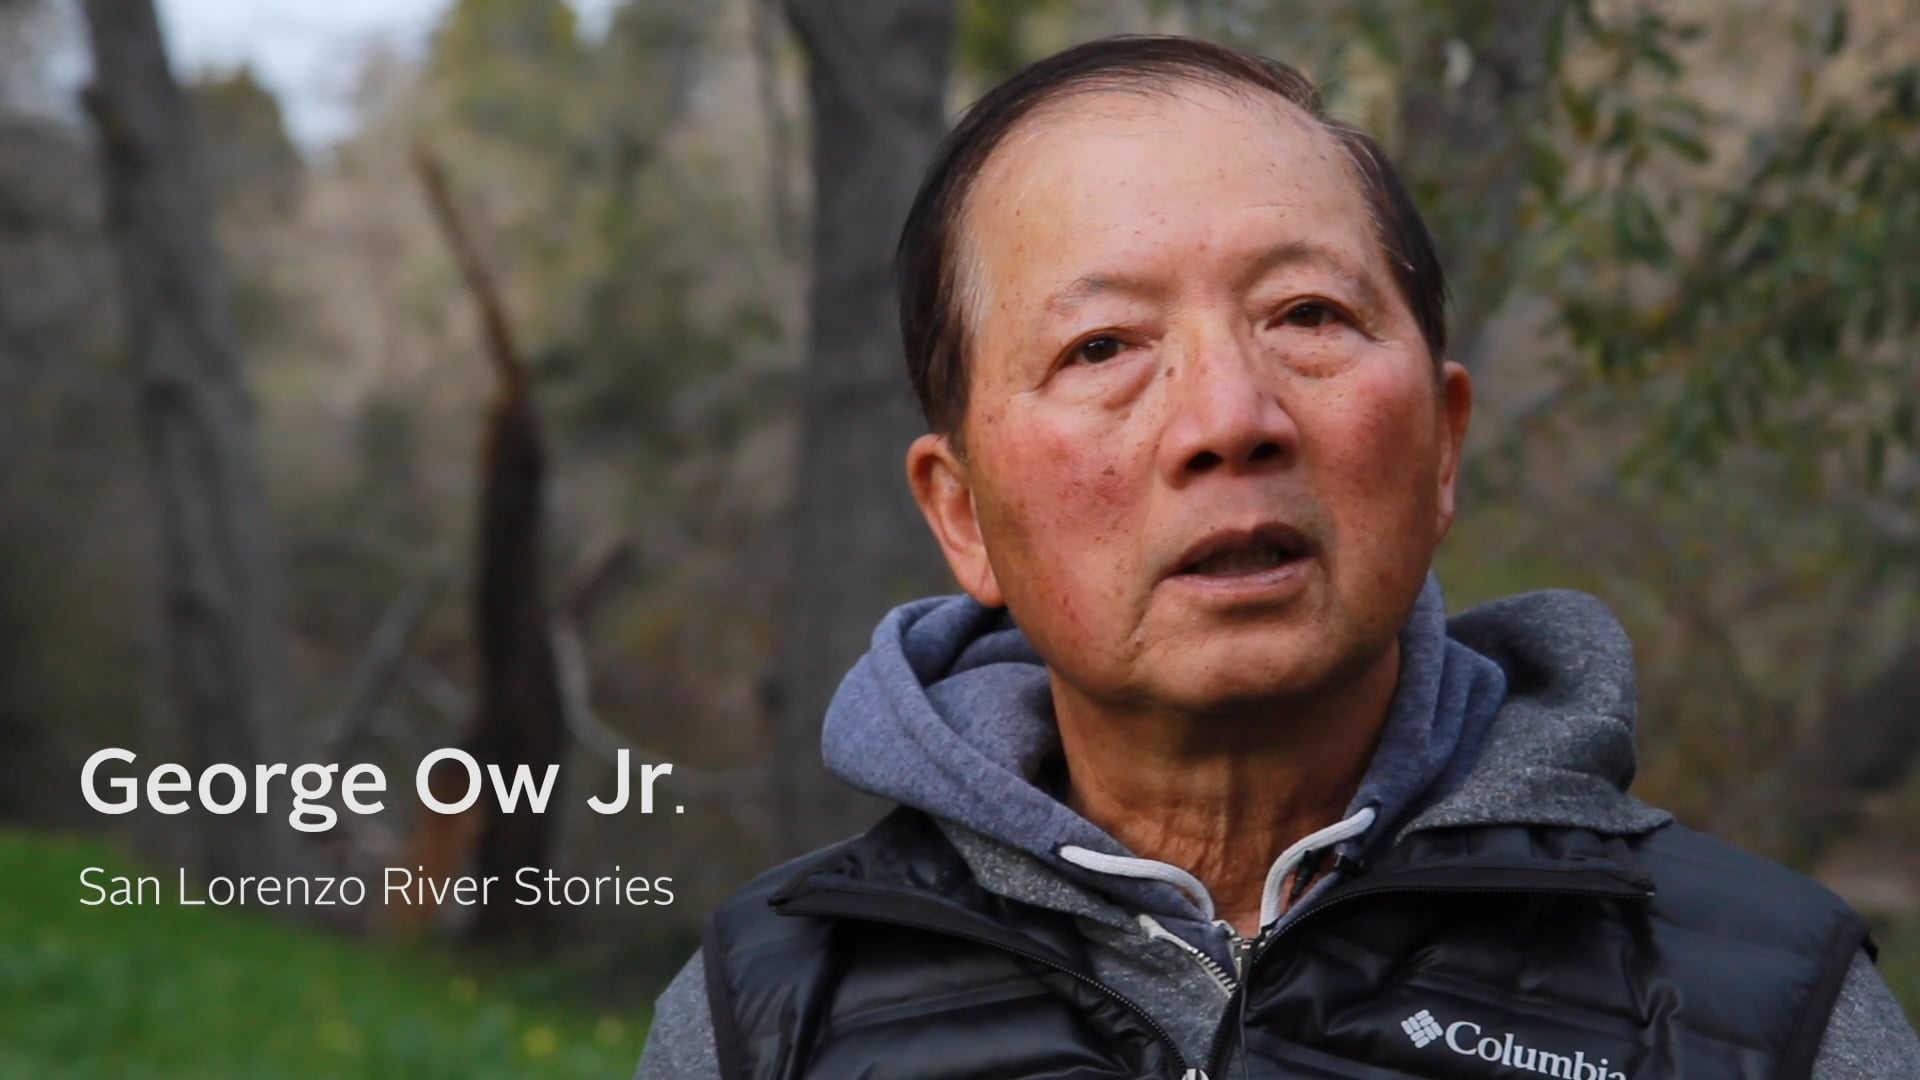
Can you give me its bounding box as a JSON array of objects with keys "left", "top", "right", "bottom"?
[{"left": 701, "top": 807, "right": 1871, "bottom": 1080}]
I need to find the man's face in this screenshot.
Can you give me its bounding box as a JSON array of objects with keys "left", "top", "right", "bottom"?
[{"left": 908, "top": 85, "right": 1472, "bottom": 719}]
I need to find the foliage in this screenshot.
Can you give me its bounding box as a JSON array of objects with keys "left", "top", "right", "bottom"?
[
  {"left": 1538, "top": 2, "right": 1920, "bottom": 483},
  {"left": 955, "top": 0, "right": 1077, "bottom": 84},
  {"left": 0, "top": 831, "right": 647, "bottom": 1079},
  {"left": 187, "top": 67, "right": 303, "bottom": 214},
  {"left": 429, "top": 0, "right": 588, "bottom": 151},
  {"left": 954, "top": 0, "right": 1157, "bottom": 91},
  {"left": 1452, "top": 3, "right": 1920, "bottom": 851},
  {"left": 419, "top": 0, "right": 781, "bottom": 468}
]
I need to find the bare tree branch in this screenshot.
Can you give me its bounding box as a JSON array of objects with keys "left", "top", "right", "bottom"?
[
  {"left": 412, "top": 143, "right": 523, "bottom": 398},
  {"left": 401, "top": 655, "right": 471, "bottom": 723},
  {"left": 319, "top": 575, "right": 446, "bottom": 760},
  {"left": 551, "top": 616, "right": 761, "bottom": 794}
]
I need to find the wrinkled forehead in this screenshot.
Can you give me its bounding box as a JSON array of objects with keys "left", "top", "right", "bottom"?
[{"left": 952, "top": 82, "right": 1372, "bottom": 338}]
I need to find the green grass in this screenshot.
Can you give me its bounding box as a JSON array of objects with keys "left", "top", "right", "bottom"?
[{"left": 0, "top": 831, "right": 647, "bottom": 1080}]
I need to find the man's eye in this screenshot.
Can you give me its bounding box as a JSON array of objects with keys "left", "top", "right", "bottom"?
[
  {"left": 1281, "top": 302, "right": 1339, "bottom": 329},
  {"left": 1074, "top": 335, "right": 1125, "bottom": 364}
]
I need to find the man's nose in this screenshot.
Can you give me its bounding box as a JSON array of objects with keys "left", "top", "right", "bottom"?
[{"left": 1156, "top": 328, "right": 1298, "bottom": 482}]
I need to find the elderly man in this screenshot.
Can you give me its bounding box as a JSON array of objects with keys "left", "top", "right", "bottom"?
[{"left": 639, "top": 35, "right": 1919, "bottom": 1079}]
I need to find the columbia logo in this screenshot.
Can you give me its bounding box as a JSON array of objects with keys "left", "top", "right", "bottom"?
[
  {"left": 1401, "top": 1009, "right": 1443, "bottom": 1047},
  {"left": 1399, "top": 1005, "right": 1628, "bottom": 1079}
]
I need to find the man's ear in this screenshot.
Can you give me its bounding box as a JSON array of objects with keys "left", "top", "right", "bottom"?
[
  {"left": 1435, "top": 361, "right": 1473, "bottom": 540},
  {"left": 906, "top": 433, "right": 1004, "bottom": 608}
]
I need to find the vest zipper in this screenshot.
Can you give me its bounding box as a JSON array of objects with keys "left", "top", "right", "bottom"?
[
  {"left": 780, "top": 885, "right": 1197, "bottom": 1077},
  {"left": 1229, "top": 925, "right": 1256, "bottom": 985},
  {"left": 1138, "top": 914, "right": 1239, "bottom": 997},
  {"left": 1198, "top": 871, "right": 1655, "bottom": 1076}
]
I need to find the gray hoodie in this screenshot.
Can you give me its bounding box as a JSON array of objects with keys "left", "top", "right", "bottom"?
[{"left": 637, "top": 582, "right": 1919, "bottom": 1078}]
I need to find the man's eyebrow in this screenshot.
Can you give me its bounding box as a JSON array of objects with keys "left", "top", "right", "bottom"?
[
  {"left": 1243, "top": 240, "right": 1387, "bottom": 310},
  {"left": 1041, "top": 273, "right": 1161, "bottom": 317},
  {"left": 1038, "top": 240, "right": 1390, "bottom": 321}
]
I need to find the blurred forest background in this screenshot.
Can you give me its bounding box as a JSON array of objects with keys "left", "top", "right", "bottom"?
[{"left": 1, "top": 0, "right": 1916, "bottom": 1074}]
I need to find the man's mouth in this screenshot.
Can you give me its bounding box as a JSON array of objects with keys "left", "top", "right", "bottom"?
[
  {"left": 1173, "top": 524, "right": 1314, "bottom": 578},
  {"left": 1184, "top": 545, "right": 1301, "bottom": 576}
]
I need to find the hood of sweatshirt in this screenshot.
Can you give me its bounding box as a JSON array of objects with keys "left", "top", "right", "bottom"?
[{"left": 819, "top": 574, "right": 1666, "bottom": 944}]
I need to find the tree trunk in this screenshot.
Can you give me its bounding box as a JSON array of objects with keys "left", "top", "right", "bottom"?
[
  {"left": 1792, "top": 635, "right": 1920, "bottom": 861},
  {"left": 772, "top": 0, "right": 957, "bottom": 859},
  {"left": 79, "top": 0, "right": 293, "bottom": 880},
  {"left": 414, "top": 148, "right": 567, "bottom": 943},
  {"left": 463, "top": 387, "right": 567, "bottom": 942}
]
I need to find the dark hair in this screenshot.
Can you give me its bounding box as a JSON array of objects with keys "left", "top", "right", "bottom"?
[{"left": 895, "top": 35, "right": 1449, "bottom": 444}]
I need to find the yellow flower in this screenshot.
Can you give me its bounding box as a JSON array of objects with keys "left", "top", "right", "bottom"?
[{"left": 522, "top": 1024, "right": 559, "bottom": 1058}]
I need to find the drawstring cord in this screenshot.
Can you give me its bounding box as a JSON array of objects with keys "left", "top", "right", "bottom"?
[
  {"left": 1056, "top": 844, "right": 1218, "bottom": 921},
  {"left": 1057, "top": 804, "right": 1379, "bottom": 929},
  {"left": 1254, "top": 806, "right": 1376, "bottom": 929}
]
